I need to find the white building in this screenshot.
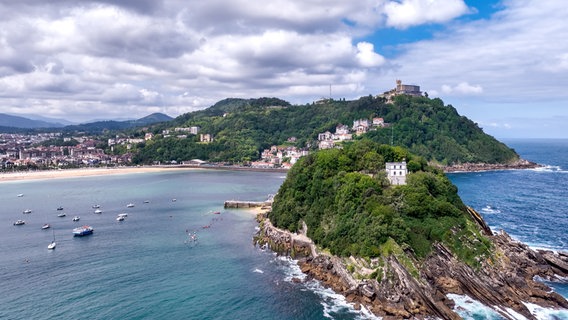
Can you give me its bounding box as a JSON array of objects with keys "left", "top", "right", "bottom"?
[{"left": 385, "top": 161, "right": 407, "bottom": 185}]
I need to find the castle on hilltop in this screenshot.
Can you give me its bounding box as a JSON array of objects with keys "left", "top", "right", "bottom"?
[{"left": 379, "top": 80, "right": 422, "bottom": 103}]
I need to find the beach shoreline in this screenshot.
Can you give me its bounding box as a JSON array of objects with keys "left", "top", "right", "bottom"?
[{"left": 0, "top": 166, "right": 186, "bottom": 183}]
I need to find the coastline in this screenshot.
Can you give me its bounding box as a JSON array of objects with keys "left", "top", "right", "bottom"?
[
  {"left": 442, "top": 158, "right": 541, "bottom": 173},
  {"left": 0, "top": 166, "right": 186, "bottom": 183}
]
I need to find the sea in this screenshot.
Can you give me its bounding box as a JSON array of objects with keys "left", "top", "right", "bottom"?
[{"left": 0, "top": 139, "right": 567, "bottom": 320}]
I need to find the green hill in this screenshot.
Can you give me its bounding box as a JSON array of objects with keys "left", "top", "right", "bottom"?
[
  {"left": 268, "top": 140, "right": 490, "bottom": 264},
  {"left": 133, "top": 95, "right": 519, "bottom": 165}
]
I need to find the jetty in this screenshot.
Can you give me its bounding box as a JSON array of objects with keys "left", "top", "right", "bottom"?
[{"left": 224, "top": 200, "right": 271, "bottom": 209}]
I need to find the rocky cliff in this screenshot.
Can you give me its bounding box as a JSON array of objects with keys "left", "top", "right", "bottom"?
[{"left": 254, "top": 211, "right": 568, "bottom": 319}]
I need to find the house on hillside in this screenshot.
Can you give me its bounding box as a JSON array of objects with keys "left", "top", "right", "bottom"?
[{"left": 385, "top": 161, "right": 407, "bottom": 185}]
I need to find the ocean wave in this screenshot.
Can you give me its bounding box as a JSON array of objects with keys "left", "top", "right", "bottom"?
[
  {"left": 275, "top": 256, "right": 380, "bottom": 319},
  {"left": 481, "top": 205, "right": 502, "bottom": 214},
  {"left": 531, "top": 165, "right": 566, "bottom": 173},
  {"left": 524, "top": 302, "right": 568, "bottom": 320},
  {"left": 253, "top": 268, "right": 264, "bottom": 274}
]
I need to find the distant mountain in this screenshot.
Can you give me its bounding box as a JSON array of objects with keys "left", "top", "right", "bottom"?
[
  {"left": 0, "top": 113, "right": 66, "bottom": 128},
  {"left": 0, "top": 112, "right": 173, "bottom": 133},
  {"left": 62, "top": 113, "right": 173, "bottom": 133},
  {"left": 23, "top": 115, "right": 76, "bottom": 126}
]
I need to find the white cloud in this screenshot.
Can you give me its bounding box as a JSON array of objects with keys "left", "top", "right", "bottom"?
[
  {"left": 441, "top": 82, "right": 483, "bottom": 95},
  {"left": 384, "top": 0, "right": 470, "bottom": 29},
  {"left": 356, "top": 42, "right": 386, "bottom": 67}
]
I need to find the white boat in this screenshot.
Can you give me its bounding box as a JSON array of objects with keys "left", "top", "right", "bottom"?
[
  {"left": 73, "top": 225, "right": 94, "bottom": 236},
  {"left": 143, "top": 200, "right": 150, "bottom": 203},
  {"left": 57, "top": 212, "right": 66, "bottom": 217},
  {"left": 13, "top": 220, "right": 25, "bottom": 225},
  {"left": 17, "top": 193, "right": 24, "bottom": 197},
  {"left": 72, "top": 216, "right": 80, "bottom": 221},
  {"left": 42, "top": 224, "right": 51, "bottom": 229},
  {"left": 23, "top": 209, "right": 32, "bottom": 214},
  {"left": 116, "top": 216, "right": 125, "bottom": 221},
  {"left": 126, "top": 203, "right": 135, "bottom": 208},
  {"left": 48, "top": 229, "right": 56, "bottom": 250},
  {"left": 92, "top": 204, "right": 100, "bottom": 209},
  {"left": 118, "top": 213, "right": 128, "bottom": 218},
  {"left": 94, "top": 209, "right": 102, "bottom": 214}
]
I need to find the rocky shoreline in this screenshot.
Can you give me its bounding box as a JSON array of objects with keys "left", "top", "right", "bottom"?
[
  {"left": 254, "top": 210, "right": 568, "bottom": 319},
  {"left": 442, "top": 158, "right": 541, "bottom": 173}
]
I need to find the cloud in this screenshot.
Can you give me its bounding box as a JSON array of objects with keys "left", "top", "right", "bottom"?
[
  {"left": 384, "top": 0, "right": 471, "bottom": 29},
  {"left": 356, "top": 42, "right": 386, "bottom": 67},
  {"left": 441, "top": 82, "right": 483, "bottom": 95}
]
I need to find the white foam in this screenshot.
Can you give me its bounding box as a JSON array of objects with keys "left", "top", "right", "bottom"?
[
  {"left": 448, "top": 294, "right": 503, "bottom": 319},
  {"left": 524, "top": 302, "right": 568, "bottom": 319},
  {"left": 481, "top": 205, "right": 502, "bottom": 214},
  {"left": 253, "top": 268, "right": 264, "bottom": 274},
  {"left": 531, "top": 165, "right": 566, "bottom": 173}
]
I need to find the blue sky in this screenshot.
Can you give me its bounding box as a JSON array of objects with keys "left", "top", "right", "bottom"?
[{"left": 0, "top": 0, "right": 566, "bottom": 138}]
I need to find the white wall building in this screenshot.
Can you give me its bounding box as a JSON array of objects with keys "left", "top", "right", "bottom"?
[{"left": 385, "top": 161, "right": 408, "bottom": 185}]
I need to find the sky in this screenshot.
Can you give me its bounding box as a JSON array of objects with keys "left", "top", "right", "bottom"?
[{"left": 0, "top": 0, "right": 567, "bottom": 138}]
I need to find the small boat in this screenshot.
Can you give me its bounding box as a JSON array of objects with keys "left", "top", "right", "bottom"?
[
  {"left": 17, "top": 193, "right": 24, "bottom": 197},
  {"left": 116, "top": 216, "right": 125, "bottom": 221},
  {"left": 126, "top": 203, "right": 135, "bottom": 208},
  {"left": 92, "top": 204, "right": 100, "bottom": 209},
  {"left": 94, "top": 209, "right": 102, "bottom": 214},
  {"left": 48, "top": 229, "right": 56, "bottom": 250},
  {"left": 72, "top": 216, "right": 80, "bottom": 222},
  {"left": 118, "top": 213, "right": 128, "bottom": 218},
  {"left": 171, "top": 198, "right": 177, "bottom": 202},
  {"left": 143, "top": 200, "right": 150, "bottom": 203},
  {"left": 42, "top": 224, "right": 51, "bottom": 229},
  {"left": 212, "top": 211, "right": 221, "bottom": 215},
  {"left": 13, "top": 220, "right": 25, "bottom": 226},
  {"left": 73, "top": 225, "right": 94, "bottom": 236},
  {"left": 57, "top": 213, "right": 66, "bottom": 217},
  {"left": 23, "top": 209, "right": 32, "bottom": 214},
  {"left": 56, "top": 206, "right": 64, "bottom": 211}
]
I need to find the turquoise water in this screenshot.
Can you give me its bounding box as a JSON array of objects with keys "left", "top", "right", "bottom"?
[{"left": 1, "top": 139, "right": 567, "bottom": 319}]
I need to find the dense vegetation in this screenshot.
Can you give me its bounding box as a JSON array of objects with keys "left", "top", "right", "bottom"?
[
  {"left": 132, "top": 95, "right": 518, "bottom": 165},
  {"left": 269, "top": 140, "right": 492, "bottom": 266}
]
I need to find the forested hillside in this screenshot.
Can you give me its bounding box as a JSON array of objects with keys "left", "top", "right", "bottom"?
[
  {"left": 268, "top": 140, "right": 491, "bottom": 265},
  {"left": 132, "top": 95, "right": 519, "bottom": 165}
]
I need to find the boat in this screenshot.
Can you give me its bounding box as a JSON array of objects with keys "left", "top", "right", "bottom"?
[
  {"left": 212, "top": 211, "right": 221, "bottom": 215},
  {"left": 48, "top": 229, "right": 56, "bottom": 250},
  {"left": 143, "top": 200, "right": 150, "bottom": 203},
  {"left": 42, "top": 223, "right": 51, "bottom": 229},
  {"left": 17, "top": 193, "right": 24, "bottom": 197},
  {"left": 118, "top": 213, "right": 128, "bottom": 218},
  {"left": 23, "top": 209, "right": 32, "bottom": 214},
  {"left": 72, "top": 216, "right": 80, "bottom": 221},
  {"left": 116, "top": 216, "right": 125, "bottom": 221},
  {"left": 13, "top": 220, "right": 25, "bottom": 226},
  {"left": 94, "top": 209, "right": 102, "bottom": 214},
  {"left": 92, "top": 204, "right": 100, "bottom": 209},
  {"left": 126, "top": 203, "right": 135, "bottom": 208},
  {"left": 57, "top": 212, "right": 66, "bottom": 217},
  {"left": 56, "top": 206, "right": 64, "bottom": 211},
  {"left": 172, "top": 198, "right": 177, "bottom": 202},
  {"left": 73, "top": 225, "right": 94, "bottom": 236}
]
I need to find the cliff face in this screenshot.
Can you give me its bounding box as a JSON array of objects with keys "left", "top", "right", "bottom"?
[{"left": 255, "top": 213, "right": 568, "bottom": 319}]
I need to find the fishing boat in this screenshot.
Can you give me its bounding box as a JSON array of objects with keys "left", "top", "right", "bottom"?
[
  {"left": 13, "top": 220, "right": 25, "bottom": 226},
  {"left": 73, "top": 225, "right": 93, "bottom": 236},
  {"left": 23, "top": 209, "right": 32, "bottom": 214},
  {"left": 72, "top": 216, "right": 80, "bottom": 222},
  {"left": 42, "top": 223, "right": 51, "bottom": 229}
]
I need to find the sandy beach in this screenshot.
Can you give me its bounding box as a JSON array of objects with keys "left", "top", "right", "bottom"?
[{"left": 0, "top": 166, "right": 188, "bottom": 183}]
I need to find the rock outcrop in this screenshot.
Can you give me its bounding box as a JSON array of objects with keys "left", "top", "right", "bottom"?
[
  {"left": 255, "top": 212, "right": 568, "bottom": 319},
  {"left": 443, "top": 159, "right": 540, "bottom": 173}
]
